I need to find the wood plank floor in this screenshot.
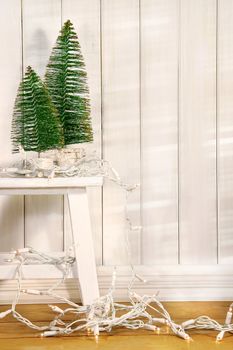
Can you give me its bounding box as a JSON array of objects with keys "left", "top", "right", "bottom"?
[{"left": 0, "top": 302, "right": 232, "bottom": 349}]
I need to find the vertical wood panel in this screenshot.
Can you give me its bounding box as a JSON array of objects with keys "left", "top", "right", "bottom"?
[
  {"left": 141, "top": 0, "right": 179, "bottom": 264},
  {"left": 62, "top": 0, "right": 102, "bottom": 264},
  {"left": 23, "top": 0, "right": 63, "bottom": 251},
  {"left": 0, "top": 0, "right": 226, "bottom": 267},
  {"left": 179, "top": 0, "right": 217, "bottom": 264},
  {"left": 0, "top": 0, "right": 24, "bottom": 251},
  {"left": 24, "top": 195, "right": 63, "bottom": 251},
  {"left": 218, "top": 0, "right": 233, "bottom": 263},
  {"left": 102, "top": 0, "right": 141, "bottom": 265}
]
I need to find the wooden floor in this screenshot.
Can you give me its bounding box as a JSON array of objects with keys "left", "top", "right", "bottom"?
[{"left": 0, "top": 302, "right": 232, "bottom": 349}]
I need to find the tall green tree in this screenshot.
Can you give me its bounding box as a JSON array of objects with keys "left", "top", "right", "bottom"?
[
  {"left": 44, "top": 20, "right": 93, "bottom": 146},
  {"left": 11, "top": 66, "right": 64, "bottom": 153}
]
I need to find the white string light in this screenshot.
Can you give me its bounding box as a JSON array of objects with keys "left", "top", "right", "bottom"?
[
  {"left": 1, "top": 246, "right": 232, "bottom": 342},
  {"left": 0, "top": 152, "right": 232, "bottom": 342}
]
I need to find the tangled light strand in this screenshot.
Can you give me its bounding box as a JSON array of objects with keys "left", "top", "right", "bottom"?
[
  {"left": 1, "top": 250, "right": 233, "bottom": 341},
  {"left": 1, "top": 250, "right": 191, "bottom": 339},
  {"left": 0, "top": 152, "right": 232, "bottom": 341}
]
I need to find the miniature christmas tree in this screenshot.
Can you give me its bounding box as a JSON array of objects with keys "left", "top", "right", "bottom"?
[
  {"left": 44, "top": 20, "right": 93, "bottom": 146},
  {"left": 11, "top": 66, "right": 64, "bottom": 153}
]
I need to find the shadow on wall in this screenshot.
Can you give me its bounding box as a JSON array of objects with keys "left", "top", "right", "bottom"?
[
  {"left": 0, "top": 196, "right": 23, "bottom": 252},
  {"left": 26, "top": 30, "right": 50, "bottom": 75}
]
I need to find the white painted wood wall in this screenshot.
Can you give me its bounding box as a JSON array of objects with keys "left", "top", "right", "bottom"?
[{"left": 1, "top": 0, "right": 233, "bottom": 301}]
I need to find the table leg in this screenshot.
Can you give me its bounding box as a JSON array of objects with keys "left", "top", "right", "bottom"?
[{"left": 67, "top": 189, "right": 99, "bottom": 305}]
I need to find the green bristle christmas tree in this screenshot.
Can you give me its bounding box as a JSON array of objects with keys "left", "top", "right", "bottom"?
[
  {"left": 11, "top": 66, "right": 64, "bottom": 153},
  {"left": 44, "top": 20, "right": 93, "bottom": 146}
]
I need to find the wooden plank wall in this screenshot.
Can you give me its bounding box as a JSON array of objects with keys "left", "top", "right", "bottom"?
[
  {"left": 0, "top": 0, "right": 233, "bottom": 270},
  {"left": 141, "top": 0, "right": 179, "bottom": 265},
  {"left": 102, "top": 0, "right": 141, "bottom": 265},
  {"left": 218, "top": 0, "right": 233, "bottom": 264},
  {"left": 179, "top": 0, "right": 217, "bottom": 264},
  {"left": 0, "top": 0, "right": 24, "bottom": 251}
]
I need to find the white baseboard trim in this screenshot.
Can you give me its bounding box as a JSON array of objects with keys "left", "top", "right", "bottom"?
[{"left": 0, "top": 265, "right": 233, "bottom": 304}]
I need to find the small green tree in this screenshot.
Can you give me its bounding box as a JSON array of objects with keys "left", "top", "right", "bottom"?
[
  {"left": 45, "top": 20, "right": 93, "bottom": 146},
  {"left": 11, "top": 66, "right": 64, "bottom": 153}
]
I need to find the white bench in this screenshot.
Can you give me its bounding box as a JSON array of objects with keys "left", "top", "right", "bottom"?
[{"left": 0, "top": 176, "right": 103, "bottom": 305}]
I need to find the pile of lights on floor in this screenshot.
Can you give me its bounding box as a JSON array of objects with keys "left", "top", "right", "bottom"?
[
  {"left": 0, "top": 247, "right": 232, "bottom": 342},
  {"left": 0, "top": 153, "right": 232, "bottom": 342}
]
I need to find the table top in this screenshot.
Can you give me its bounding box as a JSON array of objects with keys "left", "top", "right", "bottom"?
[{"left": 0, "top": 176, "right": 103, "bottom": 192}]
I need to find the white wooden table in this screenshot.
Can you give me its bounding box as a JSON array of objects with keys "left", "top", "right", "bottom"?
[{"left": 0, "top": 176, "right": 103, "bottom": 305}]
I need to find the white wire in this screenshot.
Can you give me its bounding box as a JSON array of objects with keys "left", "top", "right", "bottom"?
[{"left": 0, "top": 154, "right": 231, "bottom": 342}]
